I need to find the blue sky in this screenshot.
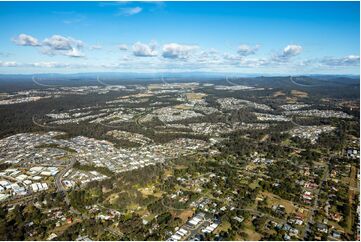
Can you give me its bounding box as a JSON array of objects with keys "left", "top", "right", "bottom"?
[{"left": 0, "top": 1, "right": 359, "bottom": 75}]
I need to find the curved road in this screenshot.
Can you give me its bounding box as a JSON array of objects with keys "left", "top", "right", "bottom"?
[
  {"left": 32, "top": 76, "right": 60, "bottom": 88},
  {"left": 289, "top": 76, "right": 320, "bottom": 88},
  {"left": 32, "top": 115, "right": 58, "bottom": 129},
  {"left": 225, "top": 76, "right": 239, "bottom": 86}
]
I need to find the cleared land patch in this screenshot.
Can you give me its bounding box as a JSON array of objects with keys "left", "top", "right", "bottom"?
[{"left": 291, "top": 90, "right": 308, "bottom": 98}]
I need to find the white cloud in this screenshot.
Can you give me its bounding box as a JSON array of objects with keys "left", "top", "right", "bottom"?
[
  {"left": 118, "top": 44, "right": 128, "bottom": 50},
  {"left": 239, "top": 57, "right": 269, "bottom": 67},
  {"left": 0, "top": 61, "right": 89, "bottom": 69},
  {"left": 224, "top": 53, "right": 242, "bottom": 62},
  {"left": 42, "top": 35, "right": 84, "bottom": 57},
  {"left": 31, "top": 62, "right": 91, "bottom": 68},
  {"left": 162, "top": 43, "right": 198, "bottom": 59},
  {"left": 132, "top": 42, "right": 157, "bottom": 57},
  {"left": 8, "top": 37, "right": 359, "bottom": 74},
  {"left": 197, "top": 50, "right": 222, "bottom": 64},
  {"left": 319, "top": 55, "right": 360, "bottom": 66},
  {"left": 12, "top": 34, "right": 40, "bottom": 46},
  {"left": 32, "top": 62, "right": 68, "bottom": 68},
  {"left": 43, "top": 35, "right": 83, "bottom": 51},
  {"left": 0, "top": 61, "right": 18, "bottom": 67},
  {"left": 117, "top": 7, "right": 142, "bottom": 16},
  {"left": 271, "top": 44, "right": 303, "bottom": 63},
  {"left": 65, "top": 48, "right": 85, "bottom": 58},
  {"left": 121, "top": 56, "right": 132, "bottom": 61},
  {"left": 237, "top": 44, "right": 260, "bottom": 56},
  {"left": 281, "top": 44, "right": 303, "bottom": 58},
  {"left": 223, "top": 53, "right": 269, "bottom": 67},
  {"left": 12, "top": 33, "right": 85, "bottom": 57}
]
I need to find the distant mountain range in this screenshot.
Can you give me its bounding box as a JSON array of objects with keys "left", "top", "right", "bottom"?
[{"left": 0, "top": 72, "right": 359, "bottom": 80}]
